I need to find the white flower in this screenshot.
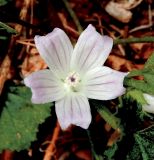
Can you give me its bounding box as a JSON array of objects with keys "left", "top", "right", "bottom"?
[
  {"left": 143, "top": 93, "right": 154, "bottom": 114},
  {"left": 24, "top": 25, "right": 127, "bottom": 130}
]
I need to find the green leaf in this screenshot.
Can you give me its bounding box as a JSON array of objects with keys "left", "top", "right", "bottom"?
[
  {"left": 103, "top": 143, "right": 118, "bottom": 160},
  {"left": 0, "top": 0, "right": 11, "bottom": 6},
  {"left": 0, "top": 22, "right": 17, "bottom": 34},
  {"left": 124, "top": 89, "right": 147, "bottom": 105},
  {"left": 96, "top": 105, "right": 121, "bottom": 130},
  {"left": 124, "top": 78, "right": 154, "bottom": 95},
  {"left": 0, "top": 86, "right": 52, "bottom": 152},
  {"left": 144, "top": 53, "right": 154, "bottom": 72},
  {"left": 124, "top": 53, "right": 154, "bottom": 95},
  {"left": 126, "top": 125, "right": 154, "bottom": 160}
]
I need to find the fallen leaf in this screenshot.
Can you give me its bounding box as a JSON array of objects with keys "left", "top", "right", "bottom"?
[
  {"left": 107, "top": 129, "right": 121, "bottom": 147},
  {"left": 75, "top": 150, "right": 92, "bottom": 160},
  {"left": 105, "top": 1, "right": 132, "bottom": 23},
  {"left": 107, "top": 55, "right": 134, "bottom": 71},
  {"left": 21, "top": 47, "right": 47, "bottom": 77}
]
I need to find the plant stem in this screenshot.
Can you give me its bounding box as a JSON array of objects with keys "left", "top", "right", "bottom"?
[
  {"left": 0, "top": 36, "right": 8, "bottom": 40},
  {"left": 87, "top": 130, "right": 101, "bottom": 160},
  {"left": 62, "top": 0, "right": 83, "bottom": 33},
  {"left": 114, "top": 36, "right": 154, "bottom": 45}
]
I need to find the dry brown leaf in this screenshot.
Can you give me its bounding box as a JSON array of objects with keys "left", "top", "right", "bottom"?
[
  {"left": 105, "top": 1, "right": 132, "bottom": 23},
  {"left": 129, "top": 43, "right": 145, "bottom": 53},
  {"left": 132, "top": 43, "right": 154, "bottom": 60},
  {"left": 107, "top": 128, "right": 121, "bottom": 147},
  {"left": 107, "top": 55, "right": 134, "bottom": 71},
  {"left": 107, "top": 54, "right": 144, "bottom": 71},
  {"left": 21, "top": 47, "right": 47, "bottom": 77},
  {"left": 104, "top": 123, "right": 112, "bottom": 132},
  {"left": 59, "top": 152, "right": 70, "bottom": 160},
  {"left": 117, "top": 0, "right": 143, "bottom": 9},
  {"left": 75, "top": 150, "right": 92, "bottom": 160}
]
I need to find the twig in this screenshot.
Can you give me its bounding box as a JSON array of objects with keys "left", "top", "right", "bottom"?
[
  {"left": 15, "top": 0, "right": 32, "bottom": 33},
  {"left": 0, "top": 37, "right": 16, "bottom": 94},
  {"left": 111, "top": 33, "right": 126, "bottom": 56},
  {"left": 0, "top": 10, "right": 45, "bottom": 31},
  {"left": 58, "top": 13, "right": 79, "bottom": 38},
  {"left": 93, "top": 14, "right": 103, "bottom": 35},
  {"left": 30, "top": 0, "right": 34, "bottom": 35},
  {"left": 114, "top": 36, "right": 154, "bottom": 45},
  {"left": 62, "top": 0, "right": 83, "bottom": 33},
  {"left": 43, "top": 122, "right": 61, "bottom": 160},
  {"left": 109, "top": 24, "right": 125, "bottom": 37},
  {"left": 129, "top": 4, "right": 153, "bottom": 33},
  {"left": 16, "top": 40, "right": 35, "bottom": 47}
]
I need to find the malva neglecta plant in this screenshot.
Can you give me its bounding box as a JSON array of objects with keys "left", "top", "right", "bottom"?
[
  {"left": 24, "top": 24, "right": 128, "bottom": 130},
  {"left": 0, "top": 24, "right": 154, "bottom": 160}
]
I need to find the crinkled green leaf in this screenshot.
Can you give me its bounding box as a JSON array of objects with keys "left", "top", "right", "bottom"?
[
  {"left": 124, "top": 78, "right": 154, "bottom": 95},
  {"left": 103, "top": 143, "right": 118, "bottom": 160},
  {"left": 126, "top": 125, "right": 154, "bottom": 160},
  {"left": 144, "top": 53, "right": 154, "bottom": 71},
  {"left": 0, "top": 22, "right": 17, "bottom": 34},
  {"left": 124, "top": 89, "right": 147, "bottom": 105},
  {"left": 124, "top": 53, "right": 154, "bottom": 95},
  {"left": 0, "top": 86, "right": 52, "bottom": 152}
]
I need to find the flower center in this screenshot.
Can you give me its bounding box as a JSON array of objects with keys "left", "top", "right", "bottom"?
[{"left": 64, "top": 71, "right": 81, "bottom": 92}]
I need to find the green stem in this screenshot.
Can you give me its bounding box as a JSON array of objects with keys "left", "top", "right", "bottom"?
[
  {"left": 86, "top": 130, "right": 100, "bottom": 160},
  {"left": 0, "top": 36, "right": 8, "bottom": 40},
  {"left": 0, "top": 21, "right": 17, "bottom": 34},
  {"left": 114, "top": 36, "right": 154, "bottom": 45},
  {"left": 62, "top": 0, "right": 83, "bottom": 33}
]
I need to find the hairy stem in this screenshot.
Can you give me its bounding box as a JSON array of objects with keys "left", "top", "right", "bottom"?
[
  {"left": 62, "top": 0, "right": 83, "bottom": 33},
  {"left": 114, "top": 36, "right": 154, "bottom": 45}
]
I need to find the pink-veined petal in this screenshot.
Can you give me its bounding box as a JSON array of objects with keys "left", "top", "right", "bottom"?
[
  {"left": 55, "top": 94, "right": 91, "bottom": 130},
  {"left": 84, "top": 67, "right": 127, "bottom": 100},
  {"left": 71, "top": 24, "right": 113, "bottom": 74},
  {"left": 34, "top": 28, "right": 73, "bottom": 77},
  {"left": 24, "top": 69, "right": 65, "bottom": 103},
  {"left": 143, "top": 94, "right": 154, "bottom": 114}
]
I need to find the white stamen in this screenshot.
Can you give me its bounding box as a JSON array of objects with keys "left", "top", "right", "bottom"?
[{"left": 64, "top": 71, "right": 81, "bottom": 92}]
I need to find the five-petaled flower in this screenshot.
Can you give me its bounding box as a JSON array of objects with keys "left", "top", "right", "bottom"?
[{"left": 24, "top": 25, "right": 127, "bottom": 130}]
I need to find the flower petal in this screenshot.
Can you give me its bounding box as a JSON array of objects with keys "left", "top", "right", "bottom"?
[
  {"left": 84, "top": 67, "right": 127, "bottom": 100},
  {"left": 34, "top": 28, "right": 73, "bottom": 77},
  {"left": 55, "top": 94, "right": 91, "bottom": 130},
  {"left": 71, "top": 24, "right": 113, "bottom": 73},
  {"left": 143, "top": 94, "right": 154, "bottom": 114},
  {"left": 24, "top": 69, "right": 65, "bottom": 103}
]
